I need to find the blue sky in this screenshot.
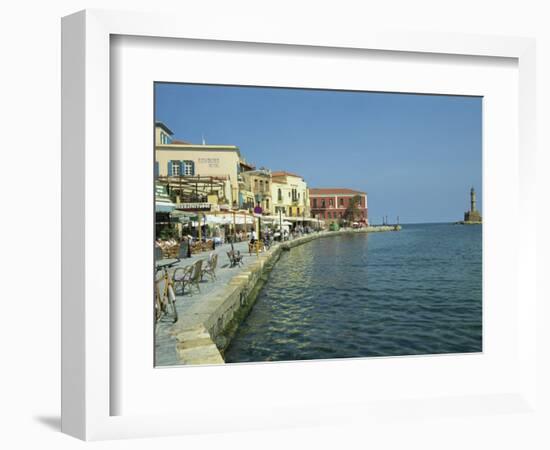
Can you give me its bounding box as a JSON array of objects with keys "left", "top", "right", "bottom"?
[{"left": 155, "top": 83, "right": 482, "bottom": 224}]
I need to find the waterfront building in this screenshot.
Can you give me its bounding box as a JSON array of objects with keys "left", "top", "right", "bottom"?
[
  {"left": 237, "top": 179, "right": 255, "bottom": 211},
  {"left": 156, "top": 121, "right": 174, "bottom": 146},
  {"left": 240, "top": 168, "right": 272, "bottom": 214},
  {"left": 155, "top": 122, "right": 251, "bottom": 209},
  {"left": 309, "top": 188, "right": 368, "bottom": 225},
  {"left": 270, "top": 171, "right": 310, "bottom": 219}
]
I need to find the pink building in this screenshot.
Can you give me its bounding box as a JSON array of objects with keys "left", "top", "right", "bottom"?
[{"left": 309, "top": 188, "right": 368, "bottom": 224}]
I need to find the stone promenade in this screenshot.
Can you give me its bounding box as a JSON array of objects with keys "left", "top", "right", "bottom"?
[
  {"left": 155, "top": 226, "right": 400, "bottom": 366},
  {"left": 155, "top": 239, "right": 278, "bottom": 366}
]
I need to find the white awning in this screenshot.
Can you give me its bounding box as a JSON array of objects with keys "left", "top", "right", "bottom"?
[
  {"left": 155, "top": 201, "right": 176, "bottom": 213},
  {"left": 204, "top": 215, "right": 233, "bottom": 225}
]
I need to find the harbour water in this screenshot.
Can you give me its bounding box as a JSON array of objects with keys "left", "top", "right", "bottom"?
[{"left": 225, "top": 223, "right": 482, "bottom": 363}]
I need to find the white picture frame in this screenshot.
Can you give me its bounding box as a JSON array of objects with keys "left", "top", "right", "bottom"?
[{"left": 61, "top": 9, "right": 538, "bottom": 441}]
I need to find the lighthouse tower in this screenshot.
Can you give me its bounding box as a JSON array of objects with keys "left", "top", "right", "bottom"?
[{"left": 463, "top": 187, "right": 482, "bottom": 223}]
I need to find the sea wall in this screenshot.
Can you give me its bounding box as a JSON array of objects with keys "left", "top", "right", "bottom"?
[{"left": 172, "top": 226, "right": 400, "bottom": 365}]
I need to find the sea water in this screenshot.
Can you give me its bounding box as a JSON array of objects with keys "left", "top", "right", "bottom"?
[{"left": 225, "top": 223, "right": 482, "bottom": 363}]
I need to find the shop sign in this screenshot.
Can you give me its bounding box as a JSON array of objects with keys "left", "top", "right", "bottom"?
[{"left": 176, "top": 202, "right": 212, "bottom": 211}]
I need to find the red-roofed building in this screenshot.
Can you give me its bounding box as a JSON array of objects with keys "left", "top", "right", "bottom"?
[
  {"left": 271, "top": 171, "right": 303, "bottom": 179},
  {"left": 309, "top": 188, "right": 368, "bottom": 225}
]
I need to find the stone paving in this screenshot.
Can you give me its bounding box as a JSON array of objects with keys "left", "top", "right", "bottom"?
[
  {"left": 154, "top": 239, "right": 276, "bottom": 366},
  {"left": 154, "top": 227, "right": 399, "bottom": 366}
]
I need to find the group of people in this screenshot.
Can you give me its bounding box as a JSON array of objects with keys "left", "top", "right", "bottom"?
[
  {"left": 292, "top": 224, "right": 314, "bottom": 236},
  {"left": 224, "top": 223, "right": 320, "bottom": 245}
]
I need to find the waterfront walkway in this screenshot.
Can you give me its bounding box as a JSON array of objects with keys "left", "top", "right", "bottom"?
[
  {"left": 155, "top": 239, "right": 277, "bottom": 365},
  {"left": 155, "top": 226, "right": 400, "bottom": 366}
]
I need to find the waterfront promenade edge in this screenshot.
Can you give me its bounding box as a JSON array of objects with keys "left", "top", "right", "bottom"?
[{"left": 156, "top": 226, "right": 401, "bottom": 366}]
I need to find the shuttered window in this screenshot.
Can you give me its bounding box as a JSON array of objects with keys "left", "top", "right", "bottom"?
[
  {"left": 170, "top": 161, "right": 181, "bottom": 176},
  {"left": 168, "top": 160, "right": 195, "bottom": 176},
  {"left": 182, "top": 160, "right": 194, "bottom": 176}
]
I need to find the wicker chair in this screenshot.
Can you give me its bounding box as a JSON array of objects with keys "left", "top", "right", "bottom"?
[
  {"left": 172, "top": 265, "right": 193, "bottom": 295},
  {"left": 187, "top": 259, "right": 203, "bottom": 293},
  {"left": 227, "top": 250, "right": 243, "bottom": 267},
  {"left": 201, "top": 253, "right": 218, "bottom": 280},
  {"left": 248, "top": 240, "right": 264, "bottom": 255}
]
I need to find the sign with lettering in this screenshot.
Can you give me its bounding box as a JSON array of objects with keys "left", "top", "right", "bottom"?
[
  {"left": 175, "top": 203, "right": 212, "bottom": 211},
  {"left": 198, "top": 157, "right": 220, "bottom": 168}
]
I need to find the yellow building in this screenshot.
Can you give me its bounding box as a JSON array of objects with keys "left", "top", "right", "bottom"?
[
  {"left": 271, "top": 171, "right": 310, "bottom": 218},
  {"left": 237, "top": 179, "right": 255, "bottom": 211},
  {"left": 155, "top": 122, "right": 245, "bottom": 207},
  {"left": 240, "top": 168, "right": 272, "bottom": 214}
]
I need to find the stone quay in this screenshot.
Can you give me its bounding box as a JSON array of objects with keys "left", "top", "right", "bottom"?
[{"left": 155, "top": 226, "right": 401, "bottom": 366}]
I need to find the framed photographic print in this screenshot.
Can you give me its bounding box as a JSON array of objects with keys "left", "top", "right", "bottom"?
[
  {"left": 153, "top": 83, "right": 483, "bottom": 367},
  {"left": 61, "top": 9, "right": 538, "bottom": 441}
]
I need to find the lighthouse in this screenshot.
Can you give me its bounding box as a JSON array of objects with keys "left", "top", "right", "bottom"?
[{"left": 462, "top": 187, "right": 482, "bottom": 224}]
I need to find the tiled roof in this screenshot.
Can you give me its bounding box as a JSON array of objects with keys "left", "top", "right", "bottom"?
[
  {"left": 309, "top": 188, "right": 366, "bottom": 196},
  {"left": 271, "top": 171, "right": 302, "bottom": 178},
  {"left": 239, "top": 160, "right": 256, "bottom": 170}
]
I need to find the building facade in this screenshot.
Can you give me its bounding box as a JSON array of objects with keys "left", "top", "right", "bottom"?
[
  {"left": 271, "top": 171, "right": 310, "bottom": 218},
  {"left": 240, "top": 168, "right": 272, "bottom": 214},
  {"left": 155, "top": 122, "right": 244, "bottom": 207},
  {"left": 309, "top": 188, "right": 368, "bottom": 224}
]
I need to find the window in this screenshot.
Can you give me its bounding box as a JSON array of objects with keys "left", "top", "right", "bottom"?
[
  {"left": 254, "top": 179, "right": 259, "bottom": 191},
  {"left": 171, "top": 160, "right": 181, "bottom": 176},
  {"left": 321, "top": 199, "right": 326, "bottom": 208},
  {"left": 182, "top": 160, "right": 194, "bottom": 176},
  {"left": 265, "top": 182, "right": 269, "bottom": 191},
  {"left": 260, "top": 180, "right": 264, "bottom": 192},
  {"left": 266, "top": 199, "right": 269, "bottom": 209},
  {"left": 278, "top": 188, "right": 282, "bottom": 201},
  {"left": 329, "top": 198, "right": 333, "bottom": 207},
  {"left": 170, "top": 160, "right": 194, "bottom": 176},
  {"left": 312, "top": 198, "right": 317, "bottom": 208},
  {"left": 339, "top": 198, "right": 344, "bottom": 207}
]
